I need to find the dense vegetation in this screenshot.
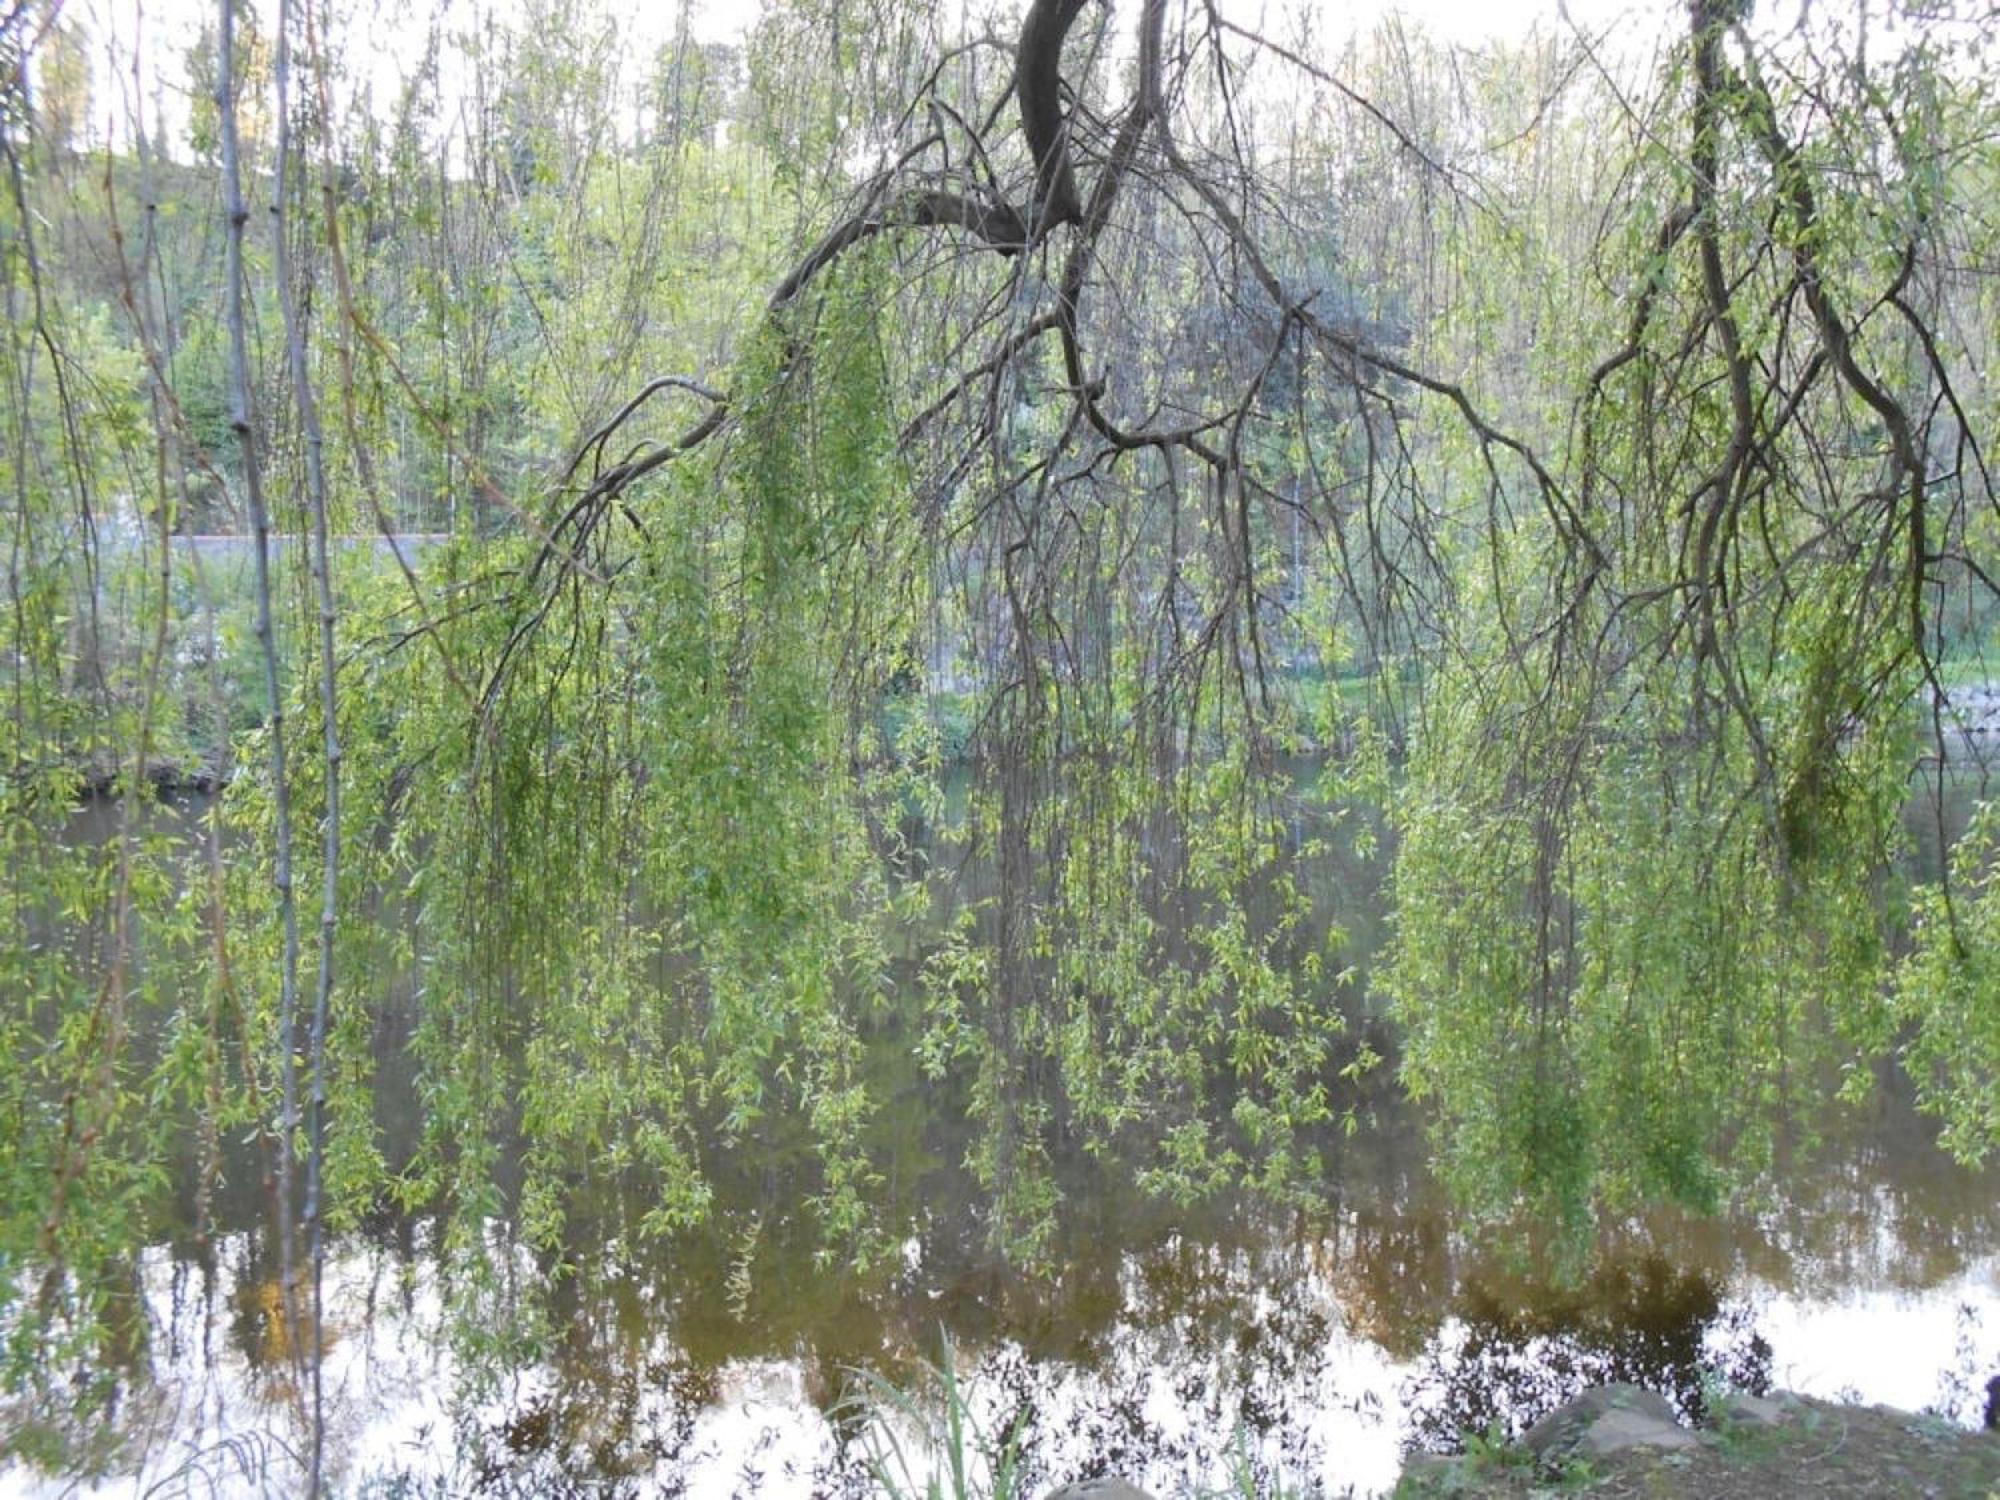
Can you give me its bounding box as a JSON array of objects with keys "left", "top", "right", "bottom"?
[{"left": 1, "top": 0, "right": 1995, "bottom": 1487}]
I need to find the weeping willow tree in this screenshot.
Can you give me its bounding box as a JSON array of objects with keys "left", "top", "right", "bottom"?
[
  {"left": 444, "top": 0, "right": 1997, "bottom": 1258},
  {"left": 2, "top": 0, "right": 1998, "bottom": 1483},
  {"left": 343, "top": 0, "right": 1425, "bottom": 1297},
  {"left": 1380, "top": 0, "right": 2000, "bottom": 1230}
]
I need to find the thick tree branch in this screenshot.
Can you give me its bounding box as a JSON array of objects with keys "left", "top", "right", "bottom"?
[
  {"left": 1016, "top": 0, "right": 1088, "bottom": 232},
  {"left": 769, "top": 187, "right": 1029, "bottom": 309}
]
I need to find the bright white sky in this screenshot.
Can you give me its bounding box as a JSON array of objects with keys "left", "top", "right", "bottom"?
[
  {"left": 68, "top": 0, "right": 1690, "bottom": 155},
  {"left": 70, "top": 0, "right": 1958, "bottom": 163}
]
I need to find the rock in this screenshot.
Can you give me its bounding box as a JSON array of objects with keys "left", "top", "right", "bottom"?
[
  {"left": 1043, "top": 1480, "right": 1155, "bottom": 1500},
  {"left": 1715, "top": 1390, "right": 1803, "bottom": 1430},
  {"left": 1523, "top": 1383, "right": 1698, "bottom": 1462},
  {"left": 1572, "top": 1405, "right": 1704, "bottom": 1459}
]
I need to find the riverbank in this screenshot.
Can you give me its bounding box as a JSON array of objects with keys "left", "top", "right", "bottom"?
[{"left": 1395, "top": 1384, "right": 2000, "bottom": 1497}]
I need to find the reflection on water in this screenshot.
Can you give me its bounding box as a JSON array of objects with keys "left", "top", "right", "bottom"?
[
  {"left": 11, "top": 1078, "right": 1998, "bottom": 1499},
  {"left": 9, "top": 778, "right": 2000, "bottom": 1497},
  {"left": 1403, "top": 1251, "right": 1767, "bottom": 1447}
]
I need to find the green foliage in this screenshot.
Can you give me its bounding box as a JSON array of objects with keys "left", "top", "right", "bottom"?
[
  {"left": 1384, "top": 420, "right": 1920, "bottom": 1241},
  {"left": 0, "top": 272, "right": 198, "bottom": 1472},
  {"left": 1896, "top": 801, "right": 2000, "bottom": 1166},
  {"left": 327, "top": 256, "right": 924, "bottom": 1299},
  {"left": 1369, "top": 8, "right": 1997, "bottom": 1241}
]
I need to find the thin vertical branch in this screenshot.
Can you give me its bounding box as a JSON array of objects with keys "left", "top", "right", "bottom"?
[
  {"left": 272, "top": 0, "right": 337, "bottom": 1486},
  {"left": 215, "top": 0, "right": 307, "bottom": 1443}
]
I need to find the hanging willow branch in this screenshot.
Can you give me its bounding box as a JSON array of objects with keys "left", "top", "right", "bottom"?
[{"left": 457, "top": 0, "right": 1996, "bottom": 1236}]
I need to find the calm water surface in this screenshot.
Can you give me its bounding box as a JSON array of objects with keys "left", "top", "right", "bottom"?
[{"left": 8, "top": 772, "right": 2000, "bottom": 1498}]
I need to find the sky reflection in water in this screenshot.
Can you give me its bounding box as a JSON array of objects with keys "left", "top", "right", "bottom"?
[{"left": 11, "top": 1090, "right": 1997, "bottom": 1500}]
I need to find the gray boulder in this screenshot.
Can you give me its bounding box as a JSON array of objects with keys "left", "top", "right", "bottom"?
[
  {"left": 1714, "top": 1390, "right": 1804, "bottom": 1431},
  {"left": 1522, "top": 1383, "right": 1700, "bottom": 1461},
  {"left": 1043, "top": 1480, "right": 1155, "bottom": 1500}
]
